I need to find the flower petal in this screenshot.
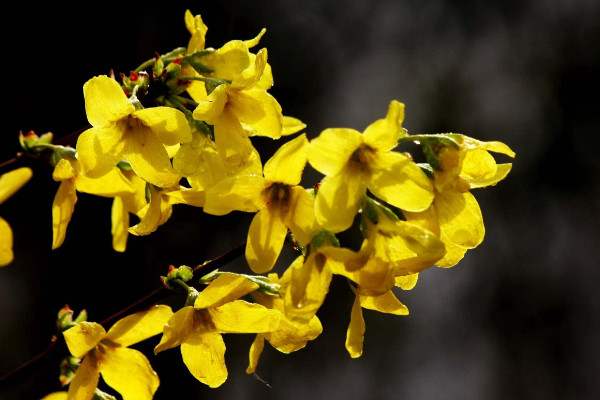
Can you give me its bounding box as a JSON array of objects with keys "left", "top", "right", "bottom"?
[
  {"left": 202, "top": 40, "right": 251, "bottom": 81},
  {"left": 111, "top": 197, "right": 129, "bottom": 252},
  {"left": 128, "top": 186, "right": 162, "bottom": 236},
  {"left": 363, "top": 100, "right": 405, "bottom": 151},
  {"left": 105, "top": 305, "right": 172, "bottom": 347},
  {"left": 231, "top": 48, "right": 268, "bottom": 89},
  {"left": 246, "top": 334, "right": 265, "bottom": 374},
  {"left": 308, "top": 128, "right": 363, "bottom": 176},
  {"left": 369, "top": 151, "right": 434, "bottom": 212},
  {"left": 98, "top": 347, "right": 159, "bottom": 400},
  {"left": 436, "top": 191, "right": 484, "bottom": 249},
  {"left": 185, "top": 10, "right": 208, "bottom": 53},
  {"left": 230, "top": 89, "right": 283, "bottom": 139},
  {"left": 75, "top": 168, "right": 135, "bottom": 197},
  {"left": 63, "top": 322, "right": 106, "bottom": 359},
  {"left": 133, "top": 107, "right": 192, "bottom": 146},
  {"left": 83, "top": 75, "right": 134, "bottom": 128},
  {"left": 286, "top": 186, "right": 320, "bottom": 246},
  {"left": 315, "top": 167, "right": 367, "bottom": 233},
  {"left": 465, "top": 163, "right": 513, "bottom": 189},
  {"left": 124, "top": 128, "right": 181, "bottom": 188},
  {"left": 345, "top": 294, "right": 365, "bottom": 358},
  {"left": 67, "top": 354, "right": 99, "bottom": 400},
  {"left": 395, "top": 273, "right": 419, "bottom": 290},
  {"left": 52, "top": 180, "right": 77, "bottom": 250},
  {"left": 181, "top": 315, "right": 227, "bottom": 388},
  {"left": 203, "top": 175, "right": 269, "bottom": 216},
  {"left": 0, "top": 217, "right": 13, "bottom": 267},
  {"left": 281, "top": 116, "right": 306, "bottom": 136},
  {"left": 246, "top": 205, "right": 289, "bottom": 274},
  {"left": 0, "top": 167, "right": 32, "bottom": 205},
  {"left": 41, "top": 392, "right": 68, "bottom": 400},
  {"left": 212, "top": 110, "right": 254, "bottom": 166},
  {"left": 263, "top": 134, "right": 308, "bottom": 185},
  {"left": 76, "top": 126, "right": 127, "bottom": 179},
  {"left": 155, "top": 306, "right": 196, "bottom": 354},
  {"left": 209, "top": 300, "right": 280, "bottom": 333},
  {"left": 194, "top": 273, "right": 259, "bottom": 309},
  {"left": 192, "top": 84, "right": 228, "bottom": 125},
  {"left": 359, "top": 290, "right": 408, "bottom": 315}
]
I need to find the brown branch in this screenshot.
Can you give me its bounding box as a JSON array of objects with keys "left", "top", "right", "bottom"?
[{"left": 0, "top": 240, "right": 246, "bottom": 385}]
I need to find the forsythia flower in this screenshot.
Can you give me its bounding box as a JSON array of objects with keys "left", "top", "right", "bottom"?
[
  {"left": 51, "top": 158, "right": 139, "bottom": 251},
  {"left": 0, "top": 167, "right": 32, "bottom": 266},
  {"left": 62, "top": 305, "right": 173, "bottom": 400},
  {"left": 76, "top": 75, "right": 192, "bottom": 187},
  {"left": 404, "top": 135, "right": 515, "bottom": 267},
  {"left": 154, "top": 273, "right": 280, "bottom": 388},
  {"left": 204, "top": 134, "right": 320, "bottom": 273},
  {"left": 246, "top": 271, "right": 323, "bottom": 374},
  {"left": 308, "top": 101, "right": 434, "bottom": 232}
]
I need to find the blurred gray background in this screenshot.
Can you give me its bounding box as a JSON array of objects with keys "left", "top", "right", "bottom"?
[{"left": 1, "top": 1, "right": 599, "bottom": 399}]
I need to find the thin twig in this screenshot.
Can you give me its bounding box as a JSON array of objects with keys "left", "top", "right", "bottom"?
[{"left": 0, "top": 241, "right": 246, "bottom": 385}]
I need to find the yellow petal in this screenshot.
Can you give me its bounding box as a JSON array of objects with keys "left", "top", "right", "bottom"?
[
  {"left": 386, "top": 221, "right": 446, "bottom": 275},
  {"left": 83, "top": 75, "right": 134, "bottom": 128},
  {"left": 67, "top": 354, "right": 99, "bottom": 400},
  {"left": 52, "top": 180, "right": 77, "bottom": 250},
  {"left": 345, "top": 294, "right": 365, "bottom": 358},
  {"left": 229, "top": 89, "right": 283, "bottom": 139},
  {"left": 246, "top": 334, "right": 265, "bottom": 374},
  {"left": 315, "top": 167, "right": 367, "bottom": 233},
  {"left": 461, "top": 149, "right": 497, "bottom": 179},
  {"left": 202, "top": 40, "right": 251, "bottom": 81},
  {"left": 128, "top": 185, "right": 162, "bottom": 236},
  {"left": 436, "top": 191, "right": 484, "bottom": 249},
  {"left": 154, "top": 306, "right": 196, "bottom": 354},
  {"left": 266, "top": 310, "right": 322, "bottom": 354},
  {"left": 76, "top": 126, "right": 127, "bottom": 179},
  {"left": 63, "top": 322, "right": 106, "bottom": 359},
  {"left": 192, "top": 84, "right": 228, "bottom": 125},
  {"left": 246, "top": 205, "right": 289, "bottom": 274},
  {"left": 181, "top": 314, "right": 227, "bottom": 388},
  {"left": 369, "top": 151, "right": 434, "bottom": 212},
  {"left": 98, "top": 347, "right": 159, "bottom": 400},
  {"left": 203, "top": 175, "right": 269, "bottom": 216},
  {"left": 104, "top": 305, "right": 172, "bottom": 347},
  {"left": 185, "top": 10, "right": 208, "bottom": 53},
  {"left": 75, "top": 168, "right": 135, "bottom": 197},
  {"left": 286, "top": 186, "right": 320, "bottom": 246},
  {"left": 231, "top": 48, "right": 268, "bottom": 89},
  {"left": 133, "top": 107, "right": 192, "bottom": 146},
  {"left": 0, "top": 167, "right": 32, "bottom": 204},
  {"left": 281, "top": 116, "right": 306, "bottom": 136},
  {"left": 457, "top": 135, "right": 516, "bottom": 158},
  {"left": 52, "top": 159, "right": 78, "bottom": 182},
  {"left": 194, "top": 273, "right": 259, "bottom": 309},
  {"left": 395, "top": 273, "right": 419, "bottom": 290},
  {"left": 465, "top": 163, "right": 513, "bottom": 189},
  {"left": 285, "top": 254, "right": 333, "bottom": 325},
  {"left": 41, "top": 392, "right": 68, "bottom": 400},
  {"left": 124, "top": 128, "right": 181, "bottom": 188},
  {"left": 363, "top": 100, "right": 405, "bottom": 151},
  {"left": 111, "top": 197, "right": 129, "bottom": 252},
  {"left": 0, "top": 217, "right": 14, "bottom": 267},
  {"left": 359, "top": 290, "right": 408, "bottom": 315},
  {"left": 263, "top": 134, "right": 308, "bottom": 185},
  {"left": 436, "top": 234, "right": 469, "bottom": 268},
  {"left": 163, "top": 187, "right": 206, "bottom": 207},
  {"left": 308, "top": 128, "right": 363, "bottom": 176},
  {"left": 209, "top": 300, "right": 280, "bottom": 333},
  {"left": 212, "top": 110, "right": 254, "bottom": 166},
  {"left": 243, "top": 28, "right": 266, "bottom": 49}
]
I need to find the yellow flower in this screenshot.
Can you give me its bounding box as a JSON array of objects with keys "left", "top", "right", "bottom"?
[
  {"left": 308, "top": 101, "right": 434, "bottom": 232},
  {"left": 246, "top": 271, "right": 322, "bottom": 374},
  {"left": 0, "top": 167, "right": 32, "bottom": 266},
  {"left": 404, "top": 135, "right": 515, "bottom": 267},
  {"left": 76, "top": 75, "right": 192, "bottom": 187},
  {"left": 345, "top": 288, "right": 409, "bottom": 358},
  {"left": 51, "top": 158, "right": 141, "bottom": 251},
  {"left": 204, "top": 134, "right": 320, "bottom": 273},
  {"left": 62, "top": 305, "right": 173, "bottom": 400},
  {"left": 40, "top": 393, "right": 67, "bottom": 400},
  {"left": 154, "top": 273, "right": 280, "bottom": 388}
]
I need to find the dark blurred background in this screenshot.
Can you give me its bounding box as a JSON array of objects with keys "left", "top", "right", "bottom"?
[{"left": 1, "top": 1, "right": 599, "bottom": 399}]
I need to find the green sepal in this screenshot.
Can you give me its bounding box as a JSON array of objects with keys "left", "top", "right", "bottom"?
[
  {"left": 398, "top": 133, "right": 460, "bottom": 148},
  {"left": 418, "top": 162, "right": 434, "bottom": 179},
  {"left": 311, "top": 230, "right": 326, "bottom": 249},
  {"left": 161, "top": 265, "right": 194, "bottom": 290},
  {"left": 323, "top": 231, "right": 340, "bottom": 247},
  {"left": 117, "top": 160, "right": 133, "bottom": 171},
  {"left": 188, "top": 58, "right": 213, "bottom": 75},
  {"left": 422, "top": 142, "right": 441, "bottom": 171},
  {"left": 56, "top": 305, "right": 87, "bottom": 331},
  {"left": 144, "top": 182, "right": 152, "bottom": 203},
  {"left": 362, "top": 197, "right": 379, "bottom": 224},
  {"left": 59, "top": 356, "right": 80, "bottom": 387},
  {"left": 19, "top": 130, "right": 54, "bottom": 153},
  {"left": 93, "top": 389, "right": 117, "bottom": 400},
  {"left": 199, "top": 270, "right": 280, "bottom": 296}
]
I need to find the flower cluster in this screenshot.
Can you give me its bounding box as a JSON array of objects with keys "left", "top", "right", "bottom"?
[{"left": 0, "top": 9, "right": 514, "bottom": 399}]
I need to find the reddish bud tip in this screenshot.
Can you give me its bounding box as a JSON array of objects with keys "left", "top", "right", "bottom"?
[
  {"left": 61, "top": 304, "right": 71, "bottom": 311},
  {"left": 26, "top": 130, "right": 37, "bottom": 138},
  {"left": 173, "top": 58, "right": 182, "bottom": 65},
  {"left": 168, "top": 265, "right": 176, "bottom": 273},
  {"left": 313, "top": 182, "right": 321, "bottom": 191},
  {"left": 155, "top": 52, "right": 160, "bottom": 61},
  {"left": 130, "top": 71, "right": 139, "bottom": 81}
]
